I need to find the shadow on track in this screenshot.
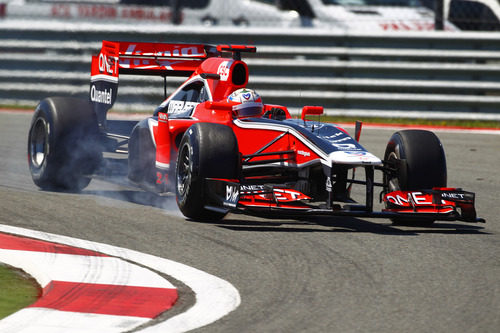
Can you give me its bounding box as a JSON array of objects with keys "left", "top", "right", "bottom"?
[
  {"left": 80, "top": 188, "right": 488, "bottom": 236},
  {"left": 197, "top": 215, "right": 488, "bottom": 236}
]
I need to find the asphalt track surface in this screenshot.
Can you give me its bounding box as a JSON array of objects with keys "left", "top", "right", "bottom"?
[{"left": 1, "top": 111, "right": 499, "bottom": 332}]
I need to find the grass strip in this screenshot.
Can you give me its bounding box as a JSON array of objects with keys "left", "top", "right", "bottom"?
[{"left": 0, "top": 264, "right": 40, "bottom": 319}]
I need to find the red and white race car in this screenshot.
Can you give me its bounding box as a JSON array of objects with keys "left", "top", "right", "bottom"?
[{"left": 27, "top": 41, "right": 484, "bottom": 224}]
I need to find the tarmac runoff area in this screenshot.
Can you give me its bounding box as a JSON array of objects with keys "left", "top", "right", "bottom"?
[{"left": 0, "top": 224, "right": 241, "bottom": 333}]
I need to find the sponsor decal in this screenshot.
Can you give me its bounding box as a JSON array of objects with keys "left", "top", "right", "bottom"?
[
  {"left": 90, "top": 85, "right": 112, "bottom": 105},
  {"left": 323, "top": 132, "right": 343, "bottom": 140},
  {"left": 124, "top": 45, "right": 150, "bottom": 67},
  {"left": 331, "top": 137, "right": 351, "bottom": 143},
  {"left": 332, "top": 143, "right": 358, "bottom": 150},
  {"left": 240, "top": 185, "right": 265, "bottom": 192},
  {"left": 125, "top": 44, "right": 138, "bottom": 55},
  {"left": 442, "top": 192, "right": 465, "bottom": 200},
  {"left": 217, "top": 61, "right": 233, "bottom": 81},
  {"left": 273, "top": 189, "right": 309, "bottom": 201},
  {"left": 326, "top": 177, "right": 332, "bottom": 192},
  {"left": 297, "top": 150, "right": 311, "bottom": 157},
  {"left": 440, "top": 191, "right": 474, "bottom": 203},
  {"left": 329, "top": 151, "right": 381, "bottom": 165},
  {"left": 344, "top": 151, "right": 367, "bottom": 156},
  {"left": 167, "top": 100, "right": 198, "bottom": 114},
  {"left": 124, "top": 44, "right": 204, "bottom": 58},
  {"left": 225, "top": 184, "right": 239, "bottom": 207},
  {"left": 98, "top": 52, "right": 117, "bottom": 75},
  {"left": 386, "top": 192, "right": 432, "bottom": 206},
  {"left": 119, "top": 44, "right": 203, "bottom": 71}
]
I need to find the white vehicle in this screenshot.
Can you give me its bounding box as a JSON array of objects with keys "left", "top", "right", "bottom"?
[
  {"left": 1, "top": 0, "right": 301, "bottom": 27},
  {"left": 445, "top": 0, "right": 500, "bottom": 30},
  {"left": 176, "top": 0, "right": 301, "bottom": 27},
  {"left": 271, "top": 0, "right": 458, "bottom": 31}
]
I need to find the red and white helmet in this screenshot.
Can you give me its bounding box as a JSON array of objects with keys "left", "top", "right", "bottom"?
[{"left": 227, "top": 88, "right": 263, "bottom": 117}]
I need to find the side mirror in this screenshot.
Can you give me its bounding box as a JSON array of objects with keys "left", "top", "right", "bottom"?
[
  {"left": 206, "top": 100, "right": 237, "bottom": 111},
  {"left": 301, "top": 106, "right": 323, "bottom": 121}
]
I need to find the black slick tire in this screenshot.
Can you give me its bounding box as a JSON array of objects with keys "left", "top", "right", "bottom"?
[
  {"left": 175, "top": 123, "right": 239, "bottom": 221},
  {"left": 128, "top": 118, "right": 157, "bottom": 186},
  {"left": 27, "top": 97, "right": 102, "bottom": 192},
  {"left": 383, "top": 129, "right": 447, "bottom": 225}
]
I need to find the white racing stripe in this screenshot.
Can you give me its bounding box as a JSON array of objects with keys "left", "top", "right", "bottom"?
[
  {"left": 0, "top": 308, "right": 148, "bottom": 333},
  {"left": 0, "top": 250, "right": 173, "bottom": 289},
  {"left": 0, "top": 224, "right": 241, "bottom": 333}
]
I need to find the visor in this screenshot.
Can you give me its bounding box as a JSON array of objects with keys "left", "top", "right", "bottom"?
[{"left": 232, "top": 102, "right": 263, "bottom": 117}]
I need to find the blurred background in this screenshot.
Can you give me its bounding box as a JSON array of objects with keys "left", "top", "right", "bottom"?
[
  {"left": 1, "top": 0, "right": 500, "bottom": 120},
  {"left": 3, "top": 0, "right": 500, "bottom": 31}
]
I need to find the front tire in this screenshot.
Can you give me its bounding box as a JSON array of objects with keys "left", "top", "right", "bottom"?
[
  {"left": 175, "top": 123, "right": 239, "bottom": 221},
  {"left": 383, "top": 130, "right": 447, "bottom": 225},
  {"left": 27, "top": 97, "right": 102, "bottom": 192}
]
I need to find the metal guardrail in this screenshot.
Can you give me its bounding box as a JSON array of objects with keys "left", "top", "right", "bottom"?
[{"left": 1, "top": 21, "right": 500, "bottom": 120}]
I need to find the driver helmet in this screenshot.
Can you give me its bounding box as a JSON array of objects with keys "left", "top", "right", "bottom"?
[{"left": 227, "top": 88, "right": 263, "bottom": 117}]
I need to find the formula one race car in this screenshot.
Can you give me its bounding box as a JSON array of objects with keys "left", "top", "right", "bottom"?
[{"left": 27, "top": 41, "right": 484, "bottom": 224}]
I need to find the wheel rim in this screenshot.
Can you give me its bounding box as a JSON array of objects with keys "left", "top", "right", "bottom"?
[
  {"left": 30, "top": 117, "right": 48, "bottom": 168},
  {"left": 177, "top": 144, "right": 191, "bottom": 196},
  {"left": 385, "top": 151, "right": 400, "bottom": 192}
]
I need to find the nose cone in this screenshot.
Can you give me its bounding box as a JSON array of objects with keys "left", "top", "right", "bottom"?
[{"left": 328, "top": 151, "right": 382, "bottom": 165}]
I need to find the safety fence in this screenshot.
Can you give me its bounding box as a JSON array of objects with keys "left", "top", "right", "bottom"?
[{"left": 1, "top": 21, "right": 500, "bottom": 120}]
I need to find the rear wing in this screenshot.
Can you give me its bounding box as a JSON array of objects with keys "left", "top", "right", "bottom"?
[
  {"left": 90, "top": 40, "right": 220, "bottom": 128},
  {"left": 91, "top": 40, "right": 219, "bottom": 77}
]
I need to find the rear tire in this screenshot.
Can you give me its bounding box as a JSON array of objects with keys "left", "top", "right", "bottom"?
[
  {"left": 175, "top": 123, "right": 239, "bottom": 221},
  {"left": 128, "top": 118, "right": 156, "bottom": 186},
  {"left": 27, "top": 97, "right": 102, "bottom": 192},
  {"left": 383, "top": 130, "right": 447, "bottom": 226}
]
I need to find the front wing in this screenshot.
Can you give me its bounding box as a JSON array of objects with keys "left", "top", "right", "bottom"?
[{"left": 204, "top": 179, "right": 485, "bottom": 223}]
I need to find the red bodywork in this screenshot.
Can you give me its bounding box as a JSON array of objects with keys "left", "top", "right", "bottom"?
[
  {"left": 382, "top": 188, "right": 479, "bottom": 220},
  {"left": 91, "top": 41, "right": 322, "bottom": 178},
  {"left": 89, "top": 40, "right": 483, "bottom": 223}
]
